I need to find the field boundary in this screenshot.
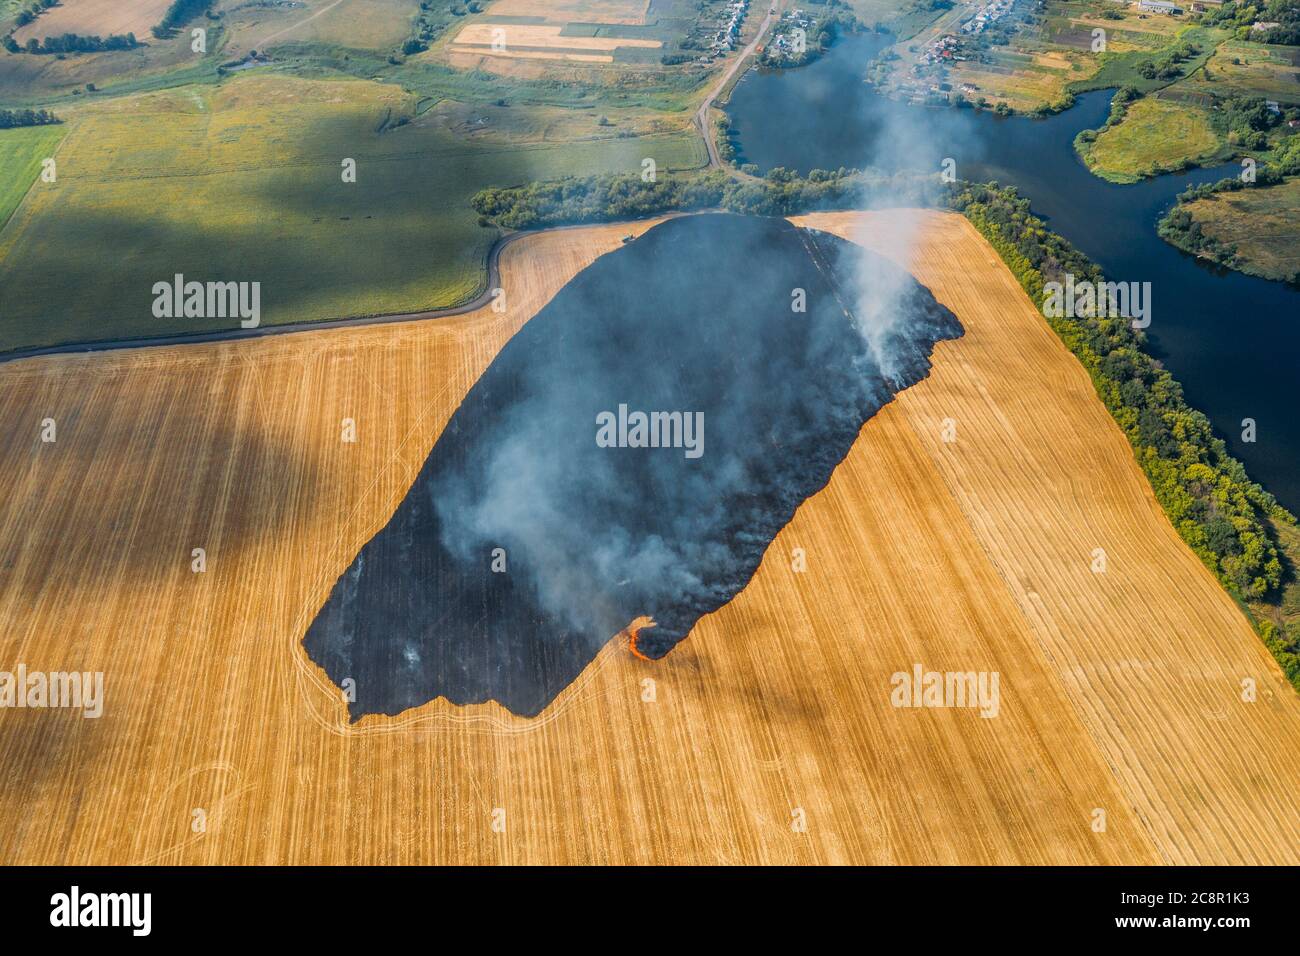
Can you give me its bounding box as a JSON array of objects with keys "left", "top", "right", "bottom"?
[
  {"left": 0, "top": 120, "right": 68, "bottom": 233},
  {"left": 0, "top": 214, "right": 692, "bottom": 366},
  {"left": 961, "top": 194, "right": 1300, "bottom": 693}
]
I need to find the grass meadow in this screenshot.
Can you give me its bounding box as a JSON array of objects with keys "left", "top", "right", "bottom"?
[
  {"left": 946, "top": 4, "right": 1225, "bottom": 112},
  {"left": 1066, "top": 25, "right": 1227, "bottom": 96},
  {"left": 0, "top": 73, "right": 707, "bottom": 351},
  {"left": 1182, "top": 39, "right": 1300, "bottom": 105},
  {"left": 1084, "top": 96, "right": 1223, "bottom": 182},
  {"left": 215, "top": 0, "right": 418, "bottom": 57},
  {"left": 948, "top": 48, "right": 1086, "bottom": 112},
  {"left": 1183, "top": 177, "right": 1300, "bottom": 283},
  {"left": 0, "top": 123, "right": 65, "bottom": 229}
]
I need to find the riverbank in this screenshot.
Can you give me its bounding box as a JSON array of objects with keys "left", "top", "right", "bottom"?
[
  {"left": 1160, "top": 173, "right": 1300, "bottom": 284},
  {"left": 953, "top": 181, "right": 1300, "bottom": 690},
  {"left": 475, "top": 168, "right": 1300, "bottom": 693},
  {"left": 692, "top": 0, "right": 779, "bottom": 169},
  {"left": 1074, "top": 93, "right": 1231, "bottom": 185},
  {"left": 724, "top": 41, "right": 1300, "bottom": 514}
]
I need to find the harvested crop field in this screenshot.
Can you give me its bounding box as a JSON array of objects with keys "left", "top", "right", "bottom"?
[
  {"left": 452, "top": 23, "right": 662, "bottom": 52},
  {"left": 0, "top": 211, "right": 1297, "bottom": 864},
  {"left": 219, "top": 0, "right": 417, "bottom": 56},
  {"left": 303, "top": 214, "right": 961, "bottom": 720},
  {"left": 485, "top": 0, "right": 651, "bottom": 25},
  {"left": 10, "top": 0, "right": 171, "bottom": 43},
  {"left": 450, "top": 49, "right": 614, "bottom": 63}
]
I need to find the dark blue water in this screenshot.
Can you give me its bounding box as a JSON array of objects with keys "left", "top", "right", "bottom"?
[{"left": 728, "top": 33, "right": 1300, "bottom": 509}]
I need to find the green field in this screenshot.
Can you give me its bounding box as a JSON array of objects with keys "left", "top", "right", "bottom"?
[
  {"left": 1066, "top": 25, "right": 1226, "bottom": 96},
  {"left": 0, "top": 19, "right": 220, "bottom": 105},
  {"left": 0, "top": 73, "right": 707, "bottom": 352},
  {"left": 849, "top": 0, "right": 946, "bottom": 38},
  {"left": 215, "top": 0, "right": 420, "bottom": 55},
  {"left": 0, "top": 0, "right": 428, "bottom": 105},
  {"left": 935, "top": 3, "right": 1225, "bottom": 113},
  {"left": 0, "top": 123, "right": 65, "bottom": 230},
  {"left": 1082, "top": 95, "right": 1224, "bottom": 182},
  {"left": 1182, "top": 38, "right": 1300, "bottom": 104},
  {"left": 1181, "top": 177, "right": 1300, "bottom": 283}
]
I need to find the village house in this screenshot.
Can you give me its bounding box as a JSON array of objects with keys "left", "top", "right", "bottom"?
[
  {"left": 960, "top": 0, "right": 1014, "bottom": 35},
  {"left": 709, "top": 0, "right": 750, "bottom": 54}
]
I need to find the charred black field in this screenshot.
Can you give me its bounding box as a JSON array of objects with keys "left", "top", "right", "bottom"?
[{"left": 303, "top": 213, "right": 962, "bottom": 719}]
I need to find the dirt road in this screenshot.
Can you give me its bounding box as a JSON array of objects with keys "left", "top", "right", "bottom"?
[{"left": 694, "top": 4, "right": 779, "bottom": 168}]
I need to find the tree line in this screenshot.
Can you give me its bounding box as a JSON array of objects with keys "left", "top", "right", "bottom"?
[
  {"left": 152, "top": 0, "right": 213, "bottom": 37},
  {"left": 471, "top": 167, "right": 945, "bottom": 230},
  {"left": 1198, "top": 0, "right": 1300, "bottom": 45},
  {"left": 953, "top": 181, "right": 1298, "bottom": 689},
  {"left": 1156, "top": 204, "right": 1242, "bottom": 271},
  {"left": 0, "top": 107, "right": 60, "bottom": 128},
  {"left": 3, "top": 31, "right": 140, "bottom": 54},
  {"left": 469, "top": 167, "right": 1299, "bottom": 688},
  {"left": 13, "top": 0, "right": 59, "bottom": 29}
]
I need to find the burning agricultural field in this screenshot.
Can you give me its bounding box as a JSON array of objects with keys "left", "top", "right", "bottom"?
[{"left": 303, "top": 213, "right": 962, "bottom": 718}]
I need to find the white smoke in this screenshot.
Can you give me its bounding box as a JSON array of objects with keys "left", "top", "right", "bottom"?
[
  {"left": 840, "top": 82, "right": 961, "bottom": 384},
  {"left": 847, "top": 207, "right": 925, "bottom": 384}
]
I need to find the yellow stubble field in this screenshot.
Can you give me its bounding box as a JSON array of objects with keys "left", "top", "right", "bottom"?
[
  {"left": 484, "top": 0, "right": 652, "bottom": 25},
  {"left": 11, "top": 0, "right": 172, "bottom": 43},
  {"left": 452, "top": 24, "right": 662, "bottom": 51},
  {"left": 448, "top": 22, "right": 662, "bottom": 64},
  {"left": 0, "top": 211, "right": 1296, "bottom": 864}
]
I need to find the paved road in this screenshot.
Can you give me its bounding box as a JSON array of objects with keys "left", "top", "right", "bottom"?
[{"left": 694, "top": 4, "right": 779, "bottom": 168}]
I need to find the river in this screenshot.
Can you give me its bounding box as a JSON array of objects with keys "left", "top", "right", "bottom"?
[{"left": 726, "top": 32, "right": 1300, "bottom": 510}]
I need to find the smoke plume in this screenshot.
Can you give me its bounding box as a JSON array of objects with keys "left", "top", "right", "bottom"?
[{"left": 304, "top": 214, "right": 961, "bottom": 718}]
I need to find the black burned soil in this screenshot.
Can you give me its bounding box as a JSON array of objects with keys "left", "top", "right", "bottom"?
[{"left": 303, "top": 213, "right": 962, "bottom": 719}]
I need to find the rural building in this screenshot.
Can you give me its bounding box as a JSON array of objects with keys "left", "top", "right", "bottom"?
[
  {"left": 960, "top": 0, "right": 1014, "bottom": 35},
  {"left": 1137, "top": 0, "right": 1180, "bottom": 13}
]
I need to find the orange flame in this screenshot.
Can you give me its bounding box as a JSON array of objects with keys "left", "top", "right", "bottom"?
[{"left": 625, "top": 615, "right": 657, "bottom": 661}]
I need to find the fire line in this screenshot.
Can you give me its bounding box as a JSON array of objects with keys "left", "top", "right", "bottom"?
[{"left": 626, "top": 616, "right": 658, "bottom": 661}]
